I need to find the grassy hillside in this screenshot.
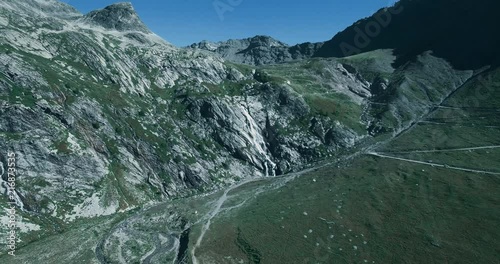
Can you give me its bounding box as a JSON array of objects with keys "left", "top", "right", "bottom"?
[{"left": 184, "top": 69, "right": 500, "bottom": 264}]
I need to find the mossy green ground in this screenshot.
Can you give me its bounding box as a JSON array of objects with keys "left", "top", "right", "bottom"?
[
  {"left": 1, "top": 45, "right": 498, "bottom": 263},
  {"left": 187, "top": 69, "right": 500, "bottom": 263}
]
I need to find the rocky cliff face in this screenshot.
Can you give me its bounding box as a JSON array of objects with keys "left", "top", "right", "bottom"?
[
  {"left": 1, "top": 1, "right": 495, "bottom": 262},
  {"left": 0, "top": 0, "right": 81, "bottom": 19},
  {"left": 0, "top": 0, "right": 366, "bottom": 224},
  {"left": 0, "top": 0, "right": 481, "bottom": 233},
  {"left": 82, "top": 2, "right": 151, "bottom": 33},
  {"left": 189, "top": 35, "right": 323, "bottom": 65}
]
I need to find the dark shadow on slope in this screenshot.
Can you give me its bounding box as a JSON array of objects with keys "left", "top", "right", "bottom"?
[{"left": 314, "top": 0, "right": 500, "bottom": 70}]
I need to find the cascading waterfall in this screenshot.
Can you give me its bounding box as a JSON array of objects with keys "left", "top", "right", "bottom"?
[{"left": 239, "top": 104, "right": 276, "bottom": 177}]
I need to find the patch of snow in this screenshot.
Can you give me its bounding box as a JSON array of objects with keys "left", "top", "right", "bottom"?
[
  {"left": 67, "top": 132, "right": 82, "bottom": 154},
  {"left": 17, "top": 219, "right": 41, "bottom": 233},
  {"left": 0, "top": 213, "right": 41, "bottom": 233},
  {"left": 65, "top": 192, "right": 118, "bottom": 221}
]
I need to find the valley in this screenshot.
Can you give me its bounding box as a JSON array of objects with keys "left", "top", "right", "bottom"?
[{"left": 0, "top": 0, "right": 499, "bottom": 263}]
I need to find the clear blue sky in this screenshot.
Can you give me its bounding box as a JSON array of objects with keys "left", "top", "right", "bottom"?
[{"left": 60, "top": 0, "right": 397, "bottom": 47}]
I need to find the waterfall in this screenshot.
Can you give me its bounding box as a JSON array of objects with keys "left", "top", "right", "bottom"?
[{"left": 239, "top": 105, "right": 276, "bottom": 176}]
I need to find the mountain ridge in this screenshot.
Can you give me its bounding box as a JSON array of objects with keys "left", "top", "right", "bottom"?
[
  {"left": 0, "top": 0, "right": 369, "bottom": 227},
  {"left": 189, "top": 35, "right": 323, "bottom": 65},
  {"left": 314, "top": 0, "right": 500, "bottom": 69},
  {"left": 81, "top": 2, "right": 151, "bottom": 33}
]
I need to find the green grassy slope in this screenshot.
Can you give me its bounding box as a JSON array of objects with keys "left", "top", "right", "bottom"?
[{"left": 186, "top": 69, "right": 500, "bottom": 263}]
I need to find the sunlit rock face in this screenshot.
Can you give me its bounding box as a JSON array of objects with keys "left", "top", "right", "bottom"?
[{"left": 82, "top": 2, "right": 151, "bottom": 33}]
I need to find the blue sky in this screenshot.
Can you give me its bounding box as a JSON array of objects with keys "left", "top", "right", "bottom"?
[{"left": 61, "top": 0, "right": 397, "bottom": 47}]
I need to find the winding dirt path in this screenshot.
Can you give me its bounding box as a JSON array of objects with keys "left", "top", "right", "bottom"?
[
  {"left": 190, "top": 177, "right": 261, "bottom": 264},
  {"left": 382, "top": 145, "right": 500, "bottom": 154},
  {"left": 367, "top": 152, "right": 500, "bottom": 175}
]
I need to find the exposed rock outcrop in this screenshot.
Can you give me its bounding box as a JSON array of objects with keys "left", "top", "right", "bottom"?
[
  {"left": 189, "top": 35, "right": 323, "bottom": 65},
  {"left": 82, "top": 2, "right": 151, "bottom": 33}
]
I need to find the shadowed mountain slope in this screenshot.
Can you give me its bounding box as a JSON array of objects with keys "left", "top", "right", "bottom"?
[{"left": 314, "top": 0, "right": 500, "bottom": 70}]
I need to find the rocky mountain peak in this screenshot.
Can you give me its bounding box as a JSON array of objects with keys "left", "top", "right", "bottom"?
[
  {"left": 246, "top": 35, "right": 288, "bottom": 48},
  {"left": 189, "top": 35, "right": 322, "bottom": 66},
  {"left": 0, "top": 0, "right": 81, "bottom": 19},
  {"left": 82, "top": 2, "right": 151, "bottom": 33}
]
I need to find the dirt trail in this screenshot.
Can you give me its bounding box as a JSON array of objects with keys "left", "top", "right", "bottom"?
[
  {"left": 367, "top": 152, "right": 500, "bottom": 175},
  {"left": 190, "top": 177, "right": 261, "bottom": 264},
  {"left": 97, "top": 71, "right": 492, "bottom": 263},
  {"left": 383, "top": 145, "right": 500, "bottom": 154}
]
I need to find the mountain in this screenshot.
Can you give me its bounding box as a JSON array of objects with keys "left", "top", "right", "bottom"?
[
  {"left": 82, "top": 2, "right": 151, "bottom": 33},
  {"left": 314, "top": 0, "right": 500, "bottom": 69},
  {"left": 0, "top": 0, "right": 499, "bottom": 263},
  {"left": 189, "top": 35, "right": 323, "bottom": 65},
  {"left": 0, "top": 0, "right": 368, "bottom": 234},
  {"left": 190, "top": 0, "right": 500, "bottom": 69},
  {"left": 0, "top": 0, "right": 80, "bottom": 19}
]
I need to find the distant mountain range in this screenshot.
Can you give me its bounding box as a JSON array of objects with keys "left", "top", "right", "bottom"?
[
  {"left": 191, "top": 0, "right": 500, "bottom": 70},
  {"left": 315, "top": 0, "right": 500, "bottom": 69},
  {"left": 188, "top": 35, "right": 323, "bottom": 66}
]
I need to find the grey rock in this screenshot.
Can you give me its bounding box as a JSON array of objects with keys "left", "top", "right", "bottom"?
[
  {"left": 189, "top": 35, "right": 323, "bottom": 65},
  {"left": 82, "top": 2, "right": 151, "bottom": 33},
  {"left": 0, "top": 0, "right": 367, "bottom": 222}
]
